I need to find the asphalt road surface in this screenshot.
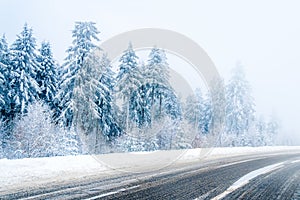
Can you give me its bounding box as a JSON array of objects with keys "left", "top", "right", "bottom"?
[{"left": 2, "top": 151, "right": 300, "bottom": 200}]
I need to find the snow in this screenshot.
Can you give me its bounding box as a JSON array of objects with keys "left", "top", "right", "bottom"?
[
  {"left": 211, "top": 162, "right": 284, "bottom": 200},
  {"left": 1, "top": 146, "right": 300, "bottom": 195},
  {"left": 180, "top": 146, "right": 300, "bottom": 161},
  {"left": 0, "top": 155, "right": 107, "bottom": 194}
]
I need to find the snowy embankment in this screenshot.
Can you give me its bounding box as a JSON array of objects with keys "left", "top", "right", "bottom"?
[
  {"left": 1, "top": 146, "right": 300, "bottom": 194},
  {"left": 181, "top": 146, "right": 300, "bottom": 161},
  {"left": 0, "top": 155, "right": 109, "bottom": 194}
]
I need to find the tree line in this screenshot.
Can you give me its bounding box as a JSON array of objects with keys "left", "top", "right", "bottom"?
[{"left": 0, "top": 22, "right": 279, "bottom": 159}]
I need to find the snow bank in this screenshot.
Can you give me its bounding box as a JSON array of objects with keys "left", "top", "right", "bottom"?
[
  {"left": 1, "top": 146, "right": 300, "bottom": 195},
  {"left": 180, "top": 146, "right": 300, "bottom": 161},
  {"left": 0, "top": 155, "right": 107, "bottom": 194}
]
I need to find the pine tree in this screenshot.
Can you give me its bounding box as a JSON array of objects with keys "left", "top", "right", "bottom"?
[
  {"left": 129, "top": 62, "right": 151, "bottom": 128},
  {"left": 0, "top": 34, "right": 9, "bottom": 117},
  {"left": 162, "top": 86, "right": 182, "bottom": 120},
  {"left": 96, "top": 54, "right": 121, "bottom": 139},
  {"left": 0, "top": 120, "right": 5, "bottom": 158},
  {"left": 144, "top": 47, "right": 181, "bottom": 122},
  {"left": 71, "top": 51, "right": 101, "bottom": 135},
  {"left": 0, "top": 35, "right": 10, "bottom": 155},
  {"left": 146, "top": 47, "right": 169, "bottom": 103},
  {"left": 265, "top": 114, "right": 279, "bottom": 145},
  {"left": 184, "top": 88, "right": 204, "bottom": 132},
  {"left": 9, "top": 23, "right": 41, "bottom": 116},
  {"left": 56, "top": 21, "right": 100, "bottom": 128},
  {"left": 145, "top": 47, "right": 170, "bottom": 118},
  {"left": 267, "top": 114, "right": 279, "bottom": 136},
  {"left": 36, "top": 41, "right": 58, "bottom": 109},
  {"left": 255, "top": 116, "right": 267, "bottom": 146},
  {"left": 209, "top": 77, "right": 226, "bottom": 136},
  {"left": 201, "top": 96, "right": 213, "bottom": 134},
  {"left": 115, "top": 43, "right": 142, "bottom": 130},
  {"left": 225, "top": 63, "right": 255, "bottom": 137}
]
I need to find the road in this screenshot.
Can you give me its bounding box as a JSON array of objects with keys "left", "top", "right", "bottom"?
[{"left": 2, "top": 151, "right": 300, "bottom": 200}]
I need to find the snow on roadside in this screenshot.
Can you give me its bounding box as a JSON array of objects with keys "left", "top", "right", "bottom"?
[
  {"left": 0, "top": 155, "right": 107, "bottom": 193},
  {"left": 1, "top": 146, "right": 300, "bottom": 194},
  {"left": 180, "top": 146, "right": 300, "bottom": 161}
]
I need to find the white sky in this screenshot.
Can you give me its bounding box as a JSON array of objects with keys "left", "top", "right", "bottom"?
[{"left": 1, "top": 0, "right": 300, "bottom": 142}]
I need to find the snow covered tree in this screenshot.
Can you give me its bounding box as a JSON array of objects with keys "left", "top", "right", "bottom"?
[
  {"left": 0, "top": 119, "right": 6, "bottom": 158},
  {"left": 56, "top": 126, "right": 81, "bottom": 156},
  {"left": 56, "top": 21, "right": 100, "bottom": 128},
  {"left": 156, "top": 117, "right": 181, "bottom": 150},
  {"left": 9, "top": 102, "right": 80, "bottom": 158},
  {"left": 0, "top": 35, "right": 9, "bottom": 118},
  {"left": 8, "top": 23, "right": 41, "bottom": 117},
  {"left": 201, "top": 96, "right": 213, "bottom": 134},
  {"left": 225, "top": 64, "right": 255, "bottom": 137},
  {"left": 129, "top": 62, "right": 151, "bottom": 128},
  {"left": 36, "top": 41, "right": 58, "bottom": 109},
  {"left": 266, "top": 115, "right": 279, "bottom": 136},
  {"left": 161, "top": 86, "right": 182, "bottom": 119},
  {"left": 146, "top": 48, "right": 170, "bottom": 118},
  {"left": 115, "top": 43, "right": 142, "bottom": 130},
  {"left": 210, "top": 77, "right": 226, "bottom": 136},
  {"left": 145, "top": 47, "right": 170, "bottom": 105},
  {"left": 265, "top": 114, "right": 279, "bottom": 145},
  {"left": 184, "top": 88, "right": 204, "bottom": 132},
  {"left": 129, "top": 82, "right": 151, "bottom": 128},
  {"left": 145, "top": 47, "right": 181, "bottom": 121},
  {"left": 96, "top": 54, "right": 121, "bottom": 139},
  {"left": 62, "top": 51, "right": 120, "bottom": 153},
  {"left": 254, "top": 115, "right": 267, "bottom": 146},
  {"left": 72, "top": 52, "right": 102, "bottom": 135},
  {"left": 116, "top": 43, "right": 141, "bottom": 101}
]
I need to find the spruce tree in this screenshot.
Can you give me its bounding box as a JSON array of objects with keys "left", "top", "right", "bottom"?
[
  {"left": 145, "top": 47, "right": 170, "bottom": 118},
  {"left": 36, "top": 41, "right": 58, "bottom": 109},
  {"left": 225, "top": 64, "right": 255, "bottom": 136},
  {"left": 184, "top": 88, "right": 204, "bottom": 132},
  {"left": 96, "top": 54, "right": 121, "bottom": 139},
  {"left": 56, "top": 21, "right": 100, "bottom": 128},
  {"left": 129, "top": 62, "right": 151, "bottom": 128},
  {"left": 115, "top": 43, "right": 142, "bottom": 130},
  {"left": 0, "top": 35, "right": 9, "bottom": 117},
  {"left": 9, "top": 24, "right": 41, "bottom": 116}
]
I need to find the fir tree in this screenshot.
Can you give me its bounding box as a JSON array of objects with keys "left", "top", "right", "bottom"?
[
  {"left": 145, "top": 47, "right": 170, "bottom": 118},
  {"left": 129, "top": 63, "right": 151, "bottom": 128},
  {"left": 161, "top": 86, "right": 182, "bottom": 120},
  {"left": 184, "top": 88, "right": 204, "bottom": 132},
  {"left": 255, "top": 116, "right": 267, "bottom": 146},
  {"left": 56, "top": 21, "right": 100, "bottom": 128},
  {"left": 36, "top": 41, "right": 58, "bottom": 109},
  {"left": 209, "top": 77, "right": 226, "bottom": 146},
  {"left": 9, "top": 23, "right": 41, "bottom": 116},
  {"left": 115, "top": 43, "right": 142, "bottom": 130},
  {"left": 0, "top": 35, "right": 9, "bottom": 117},
  {"left": 143, "top": 47, "right": 182, "bottom": 123},
  {"left": 96, "top": 54, "right": 121, "bottom": 139},
  {"left": 225, "top": 63, "right": 255, "bottom": 136},
  {"left": 201, "top": 96, "right": 213, "bottom": 134},
  {"left": 146, "top": 47, "right": 169, "bottom": 104}
]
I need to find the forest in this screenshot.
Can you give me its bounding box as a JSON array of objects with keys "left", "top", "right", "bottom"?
[{"left": 0, "top": 22, "right": 279, "bottom": 159}]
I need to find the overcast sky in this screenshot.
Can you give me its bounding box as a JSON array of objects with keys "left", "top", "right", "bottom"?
[{"left": 1, "top": 0, "right": 300, "bottom": 143}]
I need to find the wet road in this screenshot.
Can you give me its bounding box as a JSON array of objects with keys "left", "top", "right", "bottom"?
[{"left": 2, "top": 151, "right": 300, "bottom": 200}]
